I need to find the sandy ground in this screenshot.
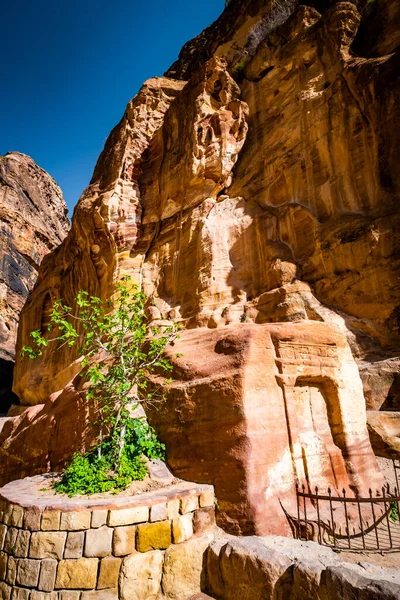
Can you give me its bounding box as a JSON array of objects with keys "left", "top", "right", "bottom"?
[
  {"left": 32, "top": 456, "right": 182, "bottom": 501},
  {"left": 34, "top": 472, "right": 181, "bottom": 500}
]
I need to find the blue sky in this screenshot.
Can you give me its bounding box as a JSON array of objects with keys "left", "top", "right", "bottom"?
[{"left": 1, "top": 0, "right": 224, "bottom": 214}]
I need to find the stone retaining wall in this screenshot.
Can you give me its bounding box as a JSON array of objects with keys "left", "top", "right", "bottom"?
[{"left": 0, "top": 478, "right": 215, "bottom": 600}]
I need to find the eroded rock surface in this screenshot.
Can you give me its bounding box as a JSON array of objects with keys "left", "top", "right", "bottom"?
[
  {"left": 206, "top": 535, "right": 400, "bottom": 600},
  {"left": 2, "top": 0, "right": 400, "bottom": 534},
  {"left": 0, "top": 152, "right": 69, "bottom": 412},
  {"left": 367, "top": 411, "right": 400, "bottom": 457},
  {"left": 149, "top": 321, "right": 383, "bottom": 535}
]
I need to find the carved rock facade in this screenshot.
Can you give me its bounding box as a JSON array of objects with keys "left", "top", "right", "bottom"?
[{"left": 2, "top": 1, "right": 399, "bottom": 535}]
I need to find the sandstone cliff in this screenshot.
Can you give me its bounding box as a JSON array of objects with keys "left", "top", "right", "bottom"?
[
  {"left": 2, "top": 0, "right": 399, "bottom": 534},
  {"left": 0, "top": 152, "right": 69, "bottom": 412}
]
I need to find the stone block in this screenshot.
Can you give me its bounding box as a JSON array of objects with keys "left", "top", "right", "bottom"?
[
  {"left": 38, "top": 559, "right": 57, "bottom": 592},
  {"left": 0, "top": 582, "right": 11, "bottom": 600},
  {"left": 2, "top": 505, "right": 12, "bottom": 527},
  {"left": 120, "top": 551, "right": 163, "bottom": 600},
  {"left": 199, "top": 489, "right": 214, "bottom": 508},
  {"left": 0, "top": 524, "right": 7, "bottom": 550},
  {"left": 180, "top": 495, "right": 199, "bottom": 515},
  {"left": 0, "top": 552, "right": 7, "bottom": 579},
  {"left": 14, "top": 530, "right": 31, "bottom": 558},
  {"left": 325, "top": 564, "right": 400, "bottom": 600},
  {"left": 24, "top": 509, "right": 42, "bottom": 532},
  {"left": 167, "top": 500, "right": 180, "bottom": 520},
  {"left": 163, "top": 531, "right": 215, "bottom": 600},
  {"left": 60, "top": 512, "right": 91, "bottom": 531},
  {"left": 55, "top": 558, "right": 98, "bottom": 589},
  {"left": 146, "top": 459, "right": 174, "bottom": 484},
  {"left": 81, "top": 591, "right": 118, "bottom": 600},
  {"left": 207, "top": 537, "right": 294, "bottom": 600},
  {"left": 16, "top": 558, "right": 40, "bottom": 587},
  {"left": 0, "top": 500, "right": 5, "bottom": 523},
  {"left": 136, "top": 521, "right": 171, "bottom": 552},
  {"left": 30, "top": 532, "right": 66, "bottom": 560},
  {"left": 193, "top": 508, "right": 215, "bottom": 535},
  {"left": 91, "top": 511, "right": 107, "bottom": 529},
  {"left": 84, "top": 526, "right": 112, "bottom": 558},
  {"left": 149, "top": 503, "right": 167, "bottom": 523},
  {"left": 5, "top": 556, "right": 17, "bottom": 585},
  {"left": 10, "top": 588, "right": 29, "bottom": 600},
  {"left": 107, "top": 506, "right": 148, "bottom": 527},
  {"left": 112, "top": 526, "right": 135, "bottom": 557},
  {"left": 41, "top": 512, "right": 61, "bottom": 531},
  {"left": 63, "top": 532, "right": 84, "bottom": 559},
  {"left": 97, "top": 557, "right": 122, "bottom": 589},
  {"left": 10, "top": 506, "right": 24, "bottom": 529},
  {"left": 172, "top": 513, "right": 193, "bottom": 544},
  {"left": 4, "top": 528, "right": 18, "bottom": 554},
  {"left": 58, "top": 592, "right": 80, "bottom": 600},
  {"left": 31, "top": 593, "right": 57, "bottom": 600}
]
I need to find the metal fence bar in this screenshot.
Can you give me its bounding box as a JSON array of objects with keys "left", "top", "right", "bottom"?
[
  {"left": 315, "top": 486, "right": 321, "bottom": 545},
  {"left": 369, "top": 488, "right": 380, "bottom": 550},
  {"left": 383, "top": 486, "right": 393, "bottom": 549},
  {"left": 328, "top": 487, "right": 336, "bottom": 548},
  {"left": 302, "top": 484, "right": 308, "bottom": 538},
  {"left": 394, "top": 459, "right": 400, "bottom": 491},
  {"left": 342, "top": 488, "right": 351, "bottom": 549},
  {"left": 356, "top": 494, "right": 366, "bottom": 550}
]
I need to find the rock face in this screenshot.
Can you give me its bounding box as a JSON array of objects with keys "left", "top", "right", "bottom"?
[
  {"left": 2, "top": 0, "right": 399, "bottom": 535},
  {"left": 206, "top": 535, "right": 400, "bottom": 600},
  {"left": 367, "top": 411, "right": 400, "bottom": 457},
  {"left": 0, "top": 153, "right": 69, "bottom": 412},
  {"left": 149, "top": 321, "right": 383, "bottom": 535}
]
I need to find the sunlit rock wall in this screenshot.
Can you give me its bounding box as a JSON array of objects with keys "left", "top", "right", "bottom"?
[{"left": 2, "top": 0, "right": 399, "bottom": 534}]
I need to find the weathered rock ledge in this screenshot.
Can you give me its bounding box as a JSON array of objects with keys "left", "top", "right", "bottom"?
[{"left": 206, "top": 535, "right": 400, "bottom": 600}]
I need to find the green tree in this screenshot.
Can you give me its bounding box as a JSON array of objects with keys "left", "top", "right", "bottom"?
[{"left": 22, "top": 276, "right": 179, "bottom": 495}]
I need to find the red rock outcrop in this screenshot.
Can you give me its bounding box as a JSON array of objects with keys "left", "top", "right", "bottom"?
[
  {"left": 2, "top": 0, "right": 399, "bottom": 535},
  {"left": 149, "top": 321, "right": 383, "bottom": 535},
  {"left": 0, "top": 152, "right": 69, "bottom": 412}
]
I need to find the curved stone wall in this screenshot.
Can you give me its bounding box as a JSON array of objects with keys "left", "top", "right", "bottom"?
[{"left": 0, "top": 478, "right": 215, "bottom": 600}]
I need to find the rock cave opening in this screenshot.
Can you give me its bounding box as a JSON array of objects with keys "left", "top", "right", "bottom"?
[{"left": 0, "top": 358, "right": 19, "bottom": 415}]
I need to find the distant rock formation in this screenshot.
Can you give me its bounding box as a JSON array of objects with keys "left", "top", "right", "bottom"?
[
  {"left": 2, "top": 0, "right": 399, "bottom": 535},
  {"left": 0, "top": 152, "right": 69, "bottom": 412}
]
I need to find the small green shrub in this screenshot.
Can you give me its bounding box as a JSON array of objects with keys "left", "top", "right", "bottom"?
[
  {"left": 390, "top": 501, "right": 399, "bottom": 523},
  {"left": 55, "top": 416, "right": 165, "bottom": 496}
]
